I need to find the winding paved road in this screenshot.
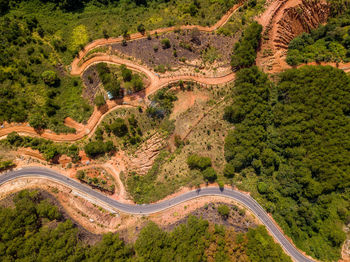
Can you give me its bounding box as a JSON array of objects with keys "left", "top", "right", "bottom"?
[{"left": 0, "top": 166, "right": 314, "bottom": 262}]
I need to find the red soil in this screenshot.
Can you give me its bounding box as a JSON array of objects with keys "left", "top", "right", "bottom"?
[{"left": 256, "top": 0, "right": 330, "bottom": 73}]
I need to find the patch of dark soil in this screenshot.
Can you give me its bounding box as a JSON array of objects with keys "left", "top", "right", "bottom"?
[
  {"left": 164, "top": 202, "right": 257, "bottom": 233},
  {"left": 112, "top": 30, "right": 237, "bottom": 69},
  {"left": 0, "top": 189, "right": 102, "bottom": 245},
  {"left": 55, "top": 63, "right": 67, "bottom": 77},
  {"left": 82, "top": 66, "right": 101, "bottom": 104}
]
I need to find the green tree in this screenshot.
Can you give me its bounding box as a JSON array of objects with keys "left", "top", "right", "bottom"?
[
  {"left": 29, "top": 113, "right": 47, "bottom": 130},
  {"left": 76, "top": 170, "right": 85, "bottom": 180},
  {"left": 187, "top": 154, "right": 212, "bottom": 170},
  {"left": 223, "top": 163, "right": 235, "bottom": 178},
  {"left": 41, "top": 70, "right": 59, "bottom": 86},
  {"left": 94, "top": 95, "right": 106, "bottom": 107},
  {"left": 202, "top": 167, "right": 217, "bottom": 182},
  {"left": 110, "top": 118, "right": 128, "bottom": 137},
  {"left": 137, "top": 23, "right": 146, "bottom": 34},
  {"left": 161, "top": 38, "right": 171, "bottom": 49},
  {"left": 217, "top": 205, "right": 230, "bottom": 218},
  {"left": 120, "top": 65, "right": 132, "bottom": 82}
]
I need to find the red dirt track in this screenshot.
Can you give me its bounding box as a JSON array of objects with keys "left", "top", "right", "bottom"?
[
  {"left": 0, "top": 5, "right": 241, "bottom": 142},
  {"left": 1, "top": 0, "right": 349, "bottom": 142}
]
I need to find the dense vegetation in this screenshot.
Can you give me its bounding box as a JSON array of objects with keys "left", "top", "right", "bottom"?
[
  {"left": 0, "top": 0, "right": 235, "bottom": 130},
  {"left": 187, "top": 154, "right": 217, "bottom": 182},
  {"left": 224, "top": 65, "right": 350, "bottom": 261},
  {"left": 0, "top": 14, "right": 92, "bottom": 132},
  {"left": 286, "top": 7, "right": 350, "bottom": 65},
  {"left": 96, "top": 63, "right": 144, "bottom": 99},
  {"left": 230, "top": 21, "right": 262, "bottom": 70},
  {"left": 0, "top": 190, "right": 291, "bottom": 261},
  {"left": 3, "top": 131, "right": 80, "bottom": 162},
  {"left": 146, "top": 87, "right": 178, "bottom": 118}
]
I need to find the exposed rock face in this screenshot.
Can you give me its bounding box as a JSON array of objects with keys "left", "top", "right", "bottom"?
[
  {"left": 256, "top": 0, "right": 331, "bottom": 72},
  {"left": 275, "top": 0, "right": 331, "bottom": 49},
  {"left": 127, "top": 133, "right": 166, "bottom": 175}
]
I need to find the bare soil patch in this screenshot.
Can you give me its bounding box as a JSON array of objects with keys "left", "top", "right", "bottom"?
[
  {"left": 170, "top": 88, "right": 209, "bottom": 120},
  {"left": 112, "top": 30, "right": 237, "bottom": 70},
  {"left": 76, "top": 167, "right": 116, "bottom": 194},
  {"left": 165, "top": 202, "right": 257, "bottom": 232},
  {"left": 82, "top": 66, "right": 101, "bottom": 104},
  {"left": 256, "top": 0, "right": 330, "bottom": 73}
]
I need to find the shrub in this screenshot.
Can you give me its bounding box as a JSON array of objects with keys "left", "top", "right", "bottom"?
[
  {"left": 76, "top": 170, "right": 85, "bottom": 180},
  {"left": 161, "top": 38, "right": 171, "bottom": 49},
  {"left": 7, "top": 132, "right": 23, "bottom": 146},
  {"left": 94, "top": 95, "right": 106, "bottom": 107},
  {"left": 120, "top": 65, "right": 132, "bottom": 82},
  {"left": 0, "top": 160, "right": 15, "bottom": 171},
  {"left": 110, "top": 118, "right": 128, "bottom": 137},
  {"left": 187, "top": 154, "right": 212, "bottom": 170},
  {"left": 131, "top": 75, "right": 144, "bottom": 91},
  {"left": 217, "top": 205, "right": 230, "bottom": 218},
  {"left": 29, "top": 113, "right": 47, "bottom": 130},
  {"left": 137, "top": 23, "right": 146, "bottom": 34},
  {"left": 41, "top": 70, "right": 59, "bottom": 86},
  {"left": 84, "top": 141, "right": 114, "bottom": 158},
  {"left": 154, "top": 65, "right": 166, "bottom": 73},
  {"left": 202, "top": 167, "right": 217, "bottom": 182}
]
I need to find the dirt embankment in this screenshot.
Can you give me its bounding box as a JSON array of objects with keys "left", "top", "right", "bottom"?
[
  {"left": 0, "top": 179, "right": 259, "bottom": 243},
  {"left": 256, "top": 0, "right": 331, "bottom": 73}
]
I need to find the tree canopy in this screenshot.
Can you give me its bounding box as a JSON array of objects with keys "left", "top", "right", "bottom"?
[
  {"left": 224, "top": 65, "right": 350, "bottom": 261},
  {"left": 0, "top": 190, "right": 291, "bottom": 262}
]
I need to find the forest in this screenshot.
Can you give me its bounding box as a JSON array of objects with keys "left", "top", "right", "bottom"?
[
  {"left": 224, "top": 65, "right": 350, "bottom": 261},
  {"left": 0, "top": 190, "right": 291, "bottom": 261}
]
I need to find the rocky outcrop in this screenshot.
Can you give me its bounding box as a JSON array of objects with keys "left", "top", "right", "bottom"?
[
  {"left": 274, "top": 0, "right": 331, "bottom": 49},
  {"left": 127, "top": 133, "right": 166, "bottom": 175}
]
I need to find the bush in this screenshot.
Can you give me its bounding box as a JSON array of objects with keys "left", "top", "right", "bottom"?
[
  {"left": 110, "top": 118, "right": 128, "bottom": 137},
  {"left": 120, "top": 64, "right": 132, "bottom": 82},
  {"left": 202, "top": 167, "right": 217, "bottom": 182},
  {"left": 137, "top": 23, "right": 146, "bottom": 34},
  {"left": 154, "top": 64, "right": 166, "bottom": 73},
  {"left": 29, "top": 113, "right": 47, "bottom": 130},
  {"left": 131, "top": 74, "right": 144, "bottom": 91},
  {"left": 76, "top": 170, "right": 85, "bottom": 180},
  {"left": 7, "top": 132, "right": 23, "bottom": 146},
  {"left": 0, "top": 160, "right": 15, "bottom": 171},
  {"left": 187, "top": 154, "right": 212, "bottom": 170},
  {"left": 161, "top": 38, "right": 171, "bottom": 49},
  {"left": 41, "top": 70, "right": 59, "bottom": 86},
  {"left": 94, "top": 95, "right": 106, "bottom": 107},
  {"left": 84, "top": 141, "right": 114, "bottom": 158},
  {"left": 217, "top": 205, "right": 230, "bottom": 218}
]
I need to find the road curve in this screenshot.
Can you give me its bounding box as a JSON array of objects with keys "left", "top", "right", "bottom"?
[
  {"left": 0, "top": 55, "right": 235, "bottom": 142},
  {"left": 0, "top": 166, "right": 314, "bottom": 262}
]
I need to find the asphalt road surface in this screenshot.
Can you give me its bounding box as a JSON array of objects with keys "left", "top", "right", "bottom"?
[{"left": 0, "top": 167, "right": 314, "bottom": 262}]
